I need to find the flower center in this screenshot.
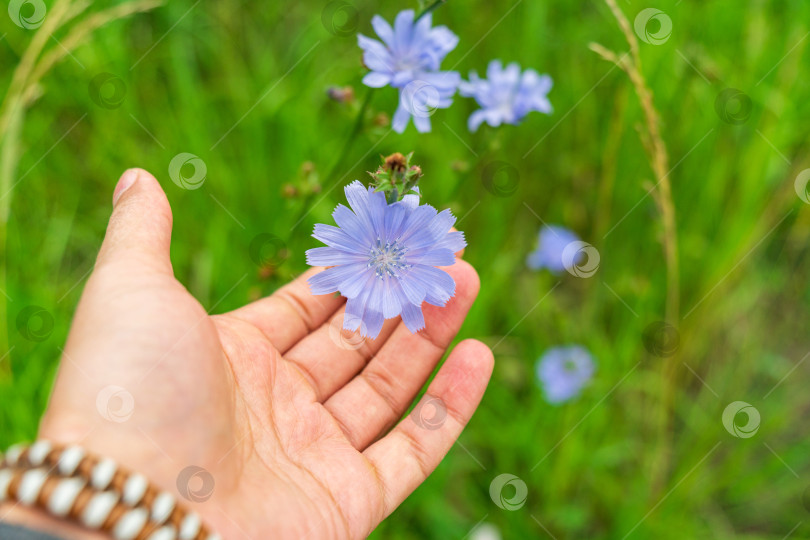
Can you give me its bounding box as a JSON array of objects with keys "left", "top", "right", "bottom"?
[{"left": 368, "top": 238, "right": 409, "bottom": 279}]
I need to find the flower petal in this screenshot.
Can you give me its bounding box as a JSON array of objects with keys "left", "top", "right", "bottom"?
[
  {"left": 392, "top": 101, "right": 411, "bottom": 133},
  {"left": 393, "top": 10, "right": 415, "bottom": 54},
  {"left": 340, "top": 268, "right": 373, "bottom": 299},
  {"left": 313, "top": 224, "right": 366, "bottom": 253},
  {"left": 381, "top": 278, "right": 403, "bottom": 318},
  {"left": 400, "top": 302, "right": 425, "bottom": 333},
  {"left": 308, "top": 263, "right": 367, "bottom": 295},
  {"left": 371, "top": 14, "right": 395, "bottom": 47},
  {"left": 413, "top": 113, "right": 431, "bottom": 133},
  {"left": 398, "top": 274, "right": 427, "bottom": 305},
  {"left": 332, "top": 203, "right": 372, "bottom": 244},
  {"left": 408, "top": 248, "right": 455, "bottom": 267},
  {"left": 407, "top": 265, "right": 456, "bottom": 306},
  {"left": 362, "top": 71, "right": 392, "bottom": 88},
  {"left": 306, "top": 246, "right": 365, "bottom": 266},
  {"left": 435, "top": 230, "right": 466, "bottom": 253},
  {"left": 361, "top": 309, "right": 385, "bottom": 339}
]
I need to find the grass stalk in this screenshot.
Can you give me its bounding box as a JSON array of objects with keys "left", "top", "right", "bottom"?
[{"left": 591, "top": 0, "right": 681, "bottom": 499}]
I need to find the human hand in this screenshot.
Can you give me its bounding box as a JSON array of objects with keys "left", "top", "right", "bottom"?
[{"left": 16, "top": 169, "right": 493, "bottom": 539}]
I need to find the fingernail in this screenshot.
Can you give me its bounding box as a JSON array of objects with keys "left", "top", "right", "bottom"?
[{"left": 113, "top": 169, "right": 139, "bottom": 206}]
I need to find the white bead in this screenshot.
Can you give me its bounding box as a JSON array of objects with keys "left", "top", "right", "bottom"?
[
  {"left": 91, "top": 457, "right": 117, "bottom": 490},
  {"left": 80, "top": 491, "right": 119, "bottom": 529},
  {"left": 0, "top": 469, "right": 13, "bottom": 502},
  {"left": 58, "top": 445, "right": 86, "bottom": 475},
  {"left": 121, "top": 473, "right": 148, "bottom": 505},
  {"left": 151, "top": 491, "right": 176, "bottom": 524},
  {"left": 178, "top": 512, "right": 201, "bottom": 539},
  {"left": 27, "top": 440, "right": 52, "bottom": 466},
  {"left": 47, "top": 477, "right": 85, "bottom": 517},
  {"left": 147, "top": 526, "right": 177, "bottom": 540},
  {"left": 113, "top": 507, "right": 149, "bottom": 540},
  {"left": 5, "top": 444, "right": 24, "bottom": 466},
  {"left": 17, "top": 469, "right": 48, "bottom": 505},
  {"left": 206, "top": 533, "right": 222, "bottom": 540}
]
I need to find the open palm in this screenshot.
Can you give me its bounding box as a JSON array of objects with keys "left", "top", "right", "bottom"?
[{"left": 37, "top": 169, "right": 493, "bottom": 540}]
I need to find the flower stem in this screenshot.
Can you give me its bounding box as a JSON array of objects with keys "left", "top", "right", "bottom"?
[
  {"left": 415, "top": 0, "right": 446, "bottom": 21},
  {"left": 325, "top": 87, "right": 374, "bottom": 186}
]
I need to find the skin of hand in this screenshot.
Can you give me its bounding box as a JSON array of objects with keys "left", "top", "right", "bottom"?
[{"left": 1, "top": 169, "right": 494, "bottom": 539}]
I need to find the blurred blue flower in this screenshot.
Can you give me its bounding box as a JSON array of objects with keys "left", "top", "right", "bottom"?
[
  {"left": 536, "top": 346, "right": 595, "bottom": 404},
  {"left": 306, "top": 181, "right": 466, "bottom": 339},
  {"left": 459, "top": 60, "right": 553, "bottom": 132},
  {"left": 358, "top": 10, "right": 461, "bottom": 133},
  {"left": 526, "top": 225, "right": 582, "bottom": 273}
]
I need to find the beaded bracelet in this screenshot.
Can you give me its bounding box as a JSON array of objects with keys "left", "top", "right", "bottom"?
[{"left": 0, "top": 441, "right": 221, "bottom": 540}]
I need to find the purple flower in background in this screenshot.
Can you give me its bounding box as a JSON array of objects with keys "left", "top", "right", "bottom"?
[
  {"left": 536, "top": 346, "right": 595, "bottom": 404},
  {"left": 306, "top": 181, "right": 465, "bottom": 339},
  {"left": 526, "top": 225, "right": 582, "bottom": 273},
  {"left": 393, "top": 72, "right": 460, "bottom": 133},
  {"left": 459, "top": 60, "right": 553, "bottom": 132},
  {"left": 358, "top": 10, "right": 461, "bottom": 133}
]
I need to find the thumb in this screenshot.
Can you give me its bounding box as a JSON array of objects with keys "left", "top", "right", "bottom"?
[{"left": 96, "top": 168, "right": 174, "bottom": 274}]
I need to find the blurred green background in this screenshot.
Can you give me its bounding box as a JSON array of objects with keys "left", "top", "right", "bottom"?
[{"left": 2, "top": 0, "right": 810, "bottom": 538}]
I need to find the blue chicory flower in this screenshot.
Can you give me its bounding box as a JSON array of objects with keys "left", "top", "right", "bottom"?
[
  {"left": 459, "top": 60, "right": 553, "bottom": 132},
  {"left": 536, "top": 345, "right": 595, "bottom": 404},
  {"left": 306, "top": 181, "right": 466, "bottom": 339},
  {"left": 358, "top": 10, "right": 461, "bottom": 133},
  {"left": 526, "top": 225, "right": 582, "bottom": 273}
]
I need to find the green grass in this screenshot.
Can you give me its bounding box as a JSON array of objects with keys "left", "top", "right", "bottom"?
[{"left": 3, "top": 0, "right": 810, "bottom": 538}]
